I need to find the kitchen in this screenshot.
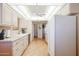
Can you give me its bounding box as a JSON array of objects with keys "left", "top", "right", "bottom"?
[
  {"left": 1, "top": 3, "right": 79, "bottom": 56},
  {"left": 0, "top": 3, "right": 49, "bottom": 56},
  {"left": 0, "top": 3, "right": 32, "bottom": 56}
]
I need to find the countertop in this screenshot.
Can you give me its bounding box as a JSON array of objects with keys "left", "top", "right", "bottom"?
[{"left": 0, "top": 33, "right": 29, "bottom": 42}]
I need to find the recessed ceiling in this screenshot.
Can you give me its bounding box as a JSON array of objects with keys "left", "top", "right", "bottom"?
[
  {"left": 26, "top": 5, "right": 49, "bottom": 17},
  {"left": 9, "top": 3, "right": 65, "bottom": 20}
]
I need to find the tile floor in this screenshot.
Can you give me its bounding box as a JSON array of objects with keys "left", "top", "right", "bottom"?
[{"left": 23, "top": 38, "right": 48, "bottom": 56}]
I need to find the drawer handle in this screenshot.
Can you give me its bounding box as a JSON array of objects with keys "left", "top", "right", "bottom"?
[{"left": 16, "top": 48, "right": 19, "bottom": 51}]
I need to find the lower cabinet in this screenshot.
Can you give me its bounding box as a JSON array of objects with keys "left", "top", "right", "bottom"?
[
  {"left": 0, "top": 35, "right": 28, "bottom": 56},
  {"left": 13, "top": 35, "right": 28, "bottom": 56}
]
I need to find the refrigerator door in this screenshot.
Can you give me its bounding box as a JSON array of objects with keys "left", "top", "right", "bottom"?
[{"left": 55, "top": 16, "right": 76, "bottom": 56}]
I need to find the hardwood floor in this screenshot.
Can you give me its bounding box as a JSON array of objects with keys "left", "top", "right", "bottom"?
[{"left": 23, "top": 38, "right": 48, "bottom": 56}]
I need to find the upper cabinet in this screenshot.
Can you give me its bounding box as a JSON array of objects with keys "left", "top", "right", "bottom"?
[
  {"left": 69, "top": 3, "right": 79, "bottom": 15},
  {"left": 19, "top": 18, "right": 27, "bottom": 28},
  {"left": 0, "top": 3, "right": 18, "bottom": 28},
  {"left": 0, "top": 4, "right": 2, "bottom": 24},
  {"left": 11, "top": 9, "right": 18, "bottom": 27},
  {"left": 2, "top": 4, "right": 12, "bottom": 25},
  {"left": 56, "top": 3, "right": 79, "bottom": 15}
]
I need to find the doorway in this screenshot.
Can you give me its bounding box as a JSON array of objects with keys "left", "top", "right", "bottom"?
[
  {"left": 33, "top": 24, "right": 38, "bottom": 38},
  {"left": 42, "top": 24, "right": 46, "bottom": 39}
]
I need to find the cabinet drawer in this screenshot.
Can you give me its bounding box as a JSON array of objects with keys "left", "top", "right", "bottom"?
[
  {"left": 13, "top": 44, "right": 24, "bottom": 56},
  {"left": 13, "top": 38, "right": 23, "bottom": 46},
  {"left": 13, "top": 39, "right": 20, "bottom": 45},
  {"left": 13, "top": 40, "right": 24, "bottom": 55},
  {"left": 12, "top": 36, "right": 28, "bottom": 56},
  {"left": 13, "top": 47, "right": 21, "bottom": 56}
]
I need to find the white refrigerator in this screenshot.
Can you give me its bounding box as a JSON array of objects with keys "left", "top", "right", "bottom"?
[{"left": 48, "top": 16, "right": 76, "bottom": 56}]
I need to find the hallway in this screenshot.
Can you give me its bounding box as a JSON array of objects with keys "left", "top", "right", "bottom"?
[{"left": 23, "top": 38, "right": 48, "bottom": 56}]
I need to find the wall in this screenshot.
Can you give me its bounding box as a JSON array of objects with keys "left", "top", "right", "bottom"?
[
  {"left": 38, "top": 24, "right": 42, "bottom": 39},
  {"left": 45, "top": 24, "right": 48, "bottom": 43},
  {"left": 32, "top": 23, "right": 43, "bottom": 39},
  {"left": 32, "top": 21, "right": 47, "bottom": 39},
  {"left": 56, "top": 4, "right": 70, "bottom": 15},
  {"left": 48, "top": 16, "right": 55, "bottom": 56}
]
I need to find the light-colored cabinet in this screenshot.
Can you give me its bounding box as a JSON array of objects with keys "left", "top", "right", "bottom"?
[
  {"left": 0, "top": 3, "right": 18, "bottom": 27},
  {"left": 11, "top": 9, "right": 18, "bottom": 27},
  {"left": 2, "top": 4, "right": 12, "bottom": 25},
  {"left": 13, "top": 35, "right": 28, "bottom": 56},
  {"left": 0, "top": 4, "right": 2, "bottom": 24},
  {"left": 0, "top": 34, "right": 28, "bottom": 56},
  {"left": 56, "top": 3, "right": 79, "bottom": 15},
  {"left": 19, "top": 18, "right": 27, "bottom": 28}
]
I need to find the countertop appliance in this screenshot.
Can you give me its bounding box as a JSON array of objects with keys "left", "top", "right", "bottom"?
[
  {"left": 0, "top": 29, "right": 5, "bottom": 40},
  {"left": 21, "top": 28, "right": 27, "bottom": 34}
]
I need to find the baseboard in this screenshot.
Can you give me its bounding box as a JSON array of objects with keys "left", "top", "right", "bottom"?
[
  {"left": 48, "top": 50, "right": 55, "bottom": 56},
  {"left": 48, "top": 51, "right": 52, "bottom": 56}
]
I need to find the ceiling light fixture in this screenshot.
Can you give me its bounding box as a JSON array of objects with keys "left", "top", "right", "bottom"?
[
  {"left": 17, "top": 6, "right": 31, "bottom": 18},
  {"left": 44, "top": 6, "right": 56, "bottom": 19}
]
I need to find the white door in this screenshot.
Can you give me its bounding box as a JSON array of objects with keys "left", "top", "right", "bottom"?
[{"left": 55, "top": 16, "right": 76, "bottom": 56}]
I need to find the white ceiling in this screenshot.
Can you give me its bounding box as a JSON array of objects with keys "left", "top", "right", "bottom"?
[
  {"left": 9, "top": 3, "right": 65, "bottom": 20},
  {"left": 26, "top": 5, "right": 49, "bottom": 17}
]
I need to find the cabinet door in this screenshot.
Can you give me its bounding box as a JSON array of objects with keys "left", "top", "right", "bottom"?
[
  {"left": 23, "top": 36, "right": 28, "bottom": 49},
  {"left": 11, "top": 10, "right": 18, "bottom": 27},
  {"left": 55, "top": 16, "right": 76, "bottom": 56},
  {"left": 0, "top": 4, "right": 2, "bottom": 24},
  {"left": 13, "top": 39, "right": 24, "bottom": 56},
  {"left": 19, "top": 19, "right": 27, "bottom": 28},
  {"left": 2, "top": 4, "right": 12, "bottom": 25}
]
